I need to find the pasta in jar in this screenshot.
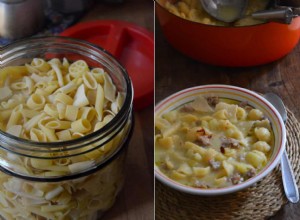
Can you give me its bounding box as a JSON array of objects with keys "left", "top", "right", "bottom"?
[
  {"left": 155, "top": 95, "right": 274, "bottom": 189},
  {"left": 0, "top": 57, "right": 133, "bottom": 220},
  {"left": 158, "top": 0, "right": 270, "bottom": 26}
]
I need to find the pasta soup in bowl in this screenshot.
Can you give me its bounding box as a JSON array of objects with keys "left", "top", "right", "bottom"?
[{"left": 155, "top": 85, "right": 286, "bottom": 195}]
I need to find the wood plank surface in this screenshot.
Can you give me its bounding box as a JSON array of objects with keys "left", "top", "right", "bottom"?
[
  {"left": 102, "top": 109, "right": 154, "bottom": 220},
  {"left": 80, "top": 1, "right": 154, "bottom": 219},
  {"left": 155, "top": 17, "right": 300, "bottom": 220},
  {"left": 82, "top": 1, "right": 300, "bottom": 219}
]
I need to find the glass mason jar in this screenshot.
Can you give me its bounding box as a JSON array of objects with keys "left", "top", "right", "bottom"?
[{"left": 0, "top": 37, "right": 134, "bottom": 220}]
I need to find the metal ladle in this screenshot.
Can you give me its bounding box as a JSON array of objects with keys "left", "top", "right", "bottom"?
[
  {"left": 199, "top": 0, "right": 300, "bottom": 24},
  {"left": 199, "top": 0, "right": 248, "bottom": 23}
]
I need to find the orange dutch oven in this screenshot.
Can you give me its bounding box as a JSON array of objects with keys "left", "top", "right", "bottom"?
[{"left": 156, "top": 0, "right": 300, "bottom": 67}]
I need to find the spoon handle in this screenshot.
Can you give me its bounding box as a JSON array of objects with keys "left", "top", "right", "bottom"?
[
  {"left": 281, "top": 150, "right": 299, "bottom": 203},
  {"left": 251, "top": 8, "right": 294, "bottom": 24}
]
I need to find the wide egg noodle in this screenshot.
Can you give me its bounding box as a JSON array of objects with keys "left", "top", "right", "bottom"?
[{"left": 0, "top": 58, "right": 129, "bottom": 219}]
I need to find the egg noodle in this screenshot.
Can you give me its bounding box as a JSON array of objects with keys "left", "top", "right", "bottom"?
[{"left": 0, "top": 58, "right": 129, "bottom": 220}]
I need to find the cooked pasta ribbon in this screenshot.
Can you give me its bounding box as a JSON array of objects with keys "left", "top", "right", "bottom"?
[
  {"left": 27, "top": 94, "right": 46, "bottom": 110},
  {"left": 65, "top": 105, "right": 79, "bottom": 121},
  {"left": 73, "top": 84, "right": 89, "bottom": 107},
  {"left": 103, "top": 73, "right": 116, "bottom": 102},
  {"left": 6, "top": 105, "right": 23, "bottom": 129},
  {"left": 95, "top": 84, "right": 104, "bottom": 121},
  {"left": 54, "top": 93, "right": 73, "bottom": 105},
  {"left": 83, "top": 72, "right": 97, "bottom": 90},
  {"left": 71, "top": 119, "right": 91, "bottom": 134},
  {"left": 0, "top": 87, "right": 13, "bottom": 101},
  {"left": 31, "top": 58, "right": 51, "bottom": 73},
  {"left": 0, "top": 58, "right": 127, "bottom": 220},
  {"left": 56, "top": 130, "right": 72, "bottom": 141}
]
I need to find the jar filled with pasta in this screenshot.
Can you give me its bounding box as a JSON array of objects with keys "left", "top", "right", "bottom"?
[{"left": 0, "top": 37, "right": 134, "bottom": 220}]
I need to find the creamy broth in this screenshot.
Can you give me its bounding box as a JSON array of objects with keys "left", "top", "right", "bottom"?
[{"left": 155, "top": 96, "right": 274, "bottom": 189}]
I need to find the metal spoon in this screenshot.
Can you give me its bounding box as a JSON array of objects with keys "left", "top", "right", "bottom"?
[
  {"left": 264, "top": 93, "right": 299, "bottom": 203},
  {"left": 199, "top": 0, "right": 248, "bottom": 22}
]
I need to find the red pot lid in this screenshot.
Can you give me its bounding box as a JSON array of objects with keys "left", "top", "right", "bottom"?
[{"left": 60, "top": 20, "right": 154, "bottom": 110}]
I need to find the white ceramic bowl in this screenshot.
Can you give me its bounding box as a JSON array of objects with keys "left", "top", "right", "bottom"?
[{"left": 155, "top": 85, "right": 286, "bottom": 195}]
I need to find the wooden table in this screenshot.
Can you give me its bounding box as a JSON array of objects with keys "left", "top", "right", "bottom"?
[
  {"left": 155, "top": 18, "right": 300, "bottom": 219},
  {"left": 80, "top": 1, "right": 154, "bottom": 219}
]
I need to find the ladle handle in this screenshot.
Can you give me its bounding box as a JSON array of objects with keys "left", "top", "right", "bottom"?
[{"left": 252, "top": 8, "right": 295, "bottom": 24}]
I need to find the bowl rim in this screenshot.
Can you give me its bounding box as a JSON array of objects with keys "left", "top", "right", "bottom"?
[
  {"left": 155, "top": 84, "right": 286, "bottom": 195},
  {"left": 155, "top": 0, "right": 276, "bottom": 28}
]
